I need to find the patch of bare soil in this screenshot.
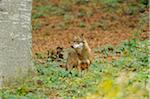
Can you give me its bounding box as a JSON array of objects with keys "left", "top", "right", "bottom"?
[{"left": 32, "top": 0, "right": 149, "bottom": 57}]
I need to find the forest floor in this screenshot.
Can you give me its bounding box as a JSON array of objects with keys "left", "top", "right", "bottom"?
[
  {"left": 0, "top": 0, "right": 149, "bottom": 99},
  {"left": 32, "top": 0, "right": 149, "bottom": 57}
]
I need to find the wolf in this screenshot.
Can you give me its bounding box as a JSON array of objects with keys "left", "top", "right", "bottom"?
[{"left": 66, "top": 34, "right": 93, "bottom": 71}]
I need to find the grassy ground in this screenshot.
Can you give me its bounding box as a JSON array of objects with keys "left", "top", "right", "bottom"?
[
  {"left": 0, "top": 39, "right": 149, "bottom": 99},
  {"left": 0, "top": 0, "right": 149, "bottom": 99}
]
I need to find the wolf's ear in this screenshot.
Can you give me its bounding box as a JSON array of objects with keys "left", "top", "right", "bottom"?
[
  {"left": 81, "top": 33, "right": 84, "bottom": 37},
  {"left": 81, "top": 33, "right": 85, "bottom": 39},
  {"left": 74, "top": 35, "right": 81, "bottom": 40},
  {"left": 73, "top": 36, "right": 77, "bottom": 40}
]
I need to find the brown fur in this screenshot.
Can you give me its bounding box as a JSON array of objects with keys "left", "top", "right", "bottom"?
[
  {"left": 66, "top": 49, "right": 81, "bottom": 71},
  {"left": 66, "top": 34, "right": 93, "bottom": 71}
]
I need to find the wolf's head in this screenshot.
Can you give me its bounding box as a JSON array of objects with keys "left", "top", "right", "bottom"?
[
  {"left": 71, "top": 34, "right": 87, "bottom": 55},
  {"left": 71, "top": 34, "right": 85, "bottom": 49}
]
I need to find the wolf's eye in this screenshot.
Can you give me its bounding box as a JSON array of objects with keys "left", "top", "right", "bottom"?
[{"left": 81, "top": 41, "right": 83, "bottom": 43}]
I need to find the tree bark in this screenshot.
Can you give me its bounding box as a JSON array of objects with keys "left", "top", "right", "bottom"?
[{"left": 0, "top": 0, "right": 32, "bottom": 87}]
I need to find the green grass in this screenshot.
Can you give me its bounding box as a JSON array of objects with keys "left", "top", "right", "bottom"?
[
  {"left": 90, "top": 20, "right": 108, "bottom": 30},
  {"left": 32, "top": 0, "right": 148, "bottom": 19},
  {"left": 32, "top": 5, "right": 67, "bottom": 19},
  {"left": 32, "top": 21, "right": 42, "bottom": 30},
  {"left": 0, "top": 39, "right": 149, "bottom": 99}
]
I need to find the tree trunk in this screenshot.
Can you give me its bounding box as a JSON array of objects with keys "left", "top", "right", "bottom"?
[{"left": 0, "top": 0, "right": 32, "bottom": 87}]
